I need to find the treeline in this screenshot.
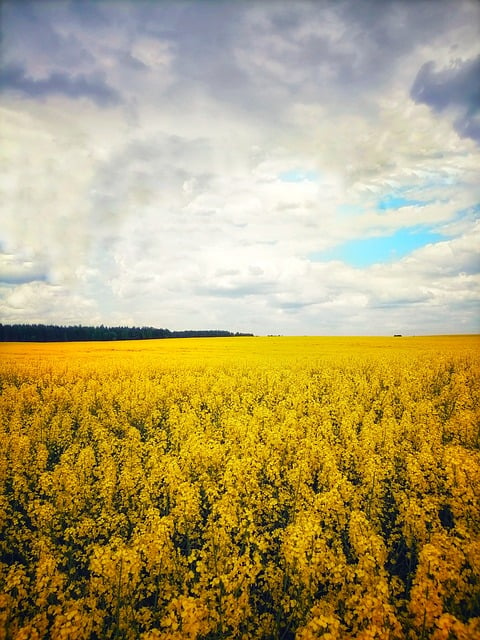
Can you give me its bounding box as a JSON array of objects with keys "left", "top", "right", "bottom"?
[{"left": 0, "top": 324, "right": 253, "bottom": 342}]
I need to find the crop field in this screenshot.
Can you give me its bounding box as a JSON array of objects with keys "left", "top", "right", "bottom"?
[{"left": 0, "top": 335, "right": 479, "bottom": 639}]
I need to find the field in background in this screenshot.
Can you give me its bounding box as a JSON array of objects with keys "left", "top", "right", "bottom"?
[
  {"left": 1, "top": 336, "right": 479, "bottom": 639},
  {"left": 2, "top": 334, "right": 479, "bottom": 367}
]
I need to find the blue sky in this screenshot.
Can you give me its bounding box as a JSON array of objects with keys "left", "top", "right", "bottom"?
[
  {"left": 1, "top": 0, "right": 479, "bottom": 335},
  {"left": 319, "top": 194, "right": 444, "bottom": 267},
  {"left": 311, "top": 228, "right": 446, "bottom": 268},
  {"left": 376, "top": 195, "right": 429, "bottom": 211}
]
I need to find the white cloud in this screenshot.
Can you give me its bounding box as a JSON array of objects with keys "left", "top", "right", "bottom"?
[{"left": 0, "top": 281, "right": 97, "bottom": 325}]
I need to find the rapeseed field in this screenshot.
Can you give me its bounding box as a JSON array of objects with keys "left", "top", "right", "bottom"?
[{"left": 0, "top": 336, "right": 479, "bottom": 639}]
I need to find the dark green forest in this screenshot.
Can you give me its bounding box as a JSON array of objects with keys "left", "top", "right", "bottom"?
[{"left": 0, "top": 324, "right": 253, "bottom": 342}]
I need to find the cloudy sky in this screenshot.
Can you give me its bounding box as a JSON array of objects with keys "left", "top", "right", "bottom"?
[{"left": 1, "top": 0, "right": 479, "bottom": 335}]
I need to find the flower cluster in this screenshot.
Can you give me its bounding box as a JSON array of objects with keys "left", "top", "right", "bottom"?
[{"left": 0, "top": 336, "right": 479, "bottom": 639}]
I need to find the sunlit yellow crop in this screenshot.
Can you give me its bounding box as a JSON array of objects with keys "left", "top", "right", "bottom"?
[{"left": 1, "top": 336, "right": 479, "bottom": 639}]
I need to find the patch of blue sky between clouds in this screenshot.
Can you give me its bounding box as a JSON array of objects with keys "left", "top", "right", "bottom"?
[
  {"left": 376, "top": 194, "right": 431, "bottom": 211},
  {"left": 455, "top": 202, "right": 480, "bottom": 219},
  {"left": 309, "top": 227, "right": 447, "bottom": 268},
  {"left": 278, "top": 169, "right": 319, "bottom": 183}
]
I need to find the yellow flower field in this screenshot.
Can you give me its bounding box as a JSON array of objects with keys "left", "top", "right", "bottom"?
[{"left": 0, "top": 336, "right": 479, "bottom": 639}]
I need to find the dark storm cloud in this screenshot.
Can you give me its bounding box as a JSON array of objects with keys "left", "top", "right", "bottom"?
[
  {"left": 1, "top": 1, "right": 96, "bottom": 70},
  {"left": 1, "top": 1, "right": 119, "bottom": 105},
  {"left": 127, "top": 0, "right": 475, "bottom": 122},
  {"left": 0, "top": 64, "right": 120, "bottom": 106},
  {"left": 136, "top": 1, "right": 252, "bottom": 105},
  {"left": 2, "top": 0, "right": 476, "bottom": 119},
  {"left": 67, "top": 0, "right": 110, "bottom": 28},
  {"left": 235, "top": 0, "right": 470, "bottom": 92},
  {"left": 411, "top": 56, "right": 480, "bottom": 112},
  {"left": 411, "top": 56, "right": 480, "bottom": 143}
]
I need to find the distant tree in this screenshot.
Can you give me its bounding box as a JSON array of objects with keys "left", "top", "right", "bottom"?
[{"left": 0, "top": 324, "right": 253, "bottom": 342}]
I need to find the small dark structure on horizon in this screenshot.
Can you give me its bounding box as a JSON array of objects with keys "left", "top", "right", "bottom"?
[{"left": 394, "top": 334, "right": 402, "bottom": 337}]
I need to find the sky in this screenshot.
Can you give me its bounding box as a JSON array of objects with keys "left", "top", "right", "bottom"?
[{"left": 1, "top": 0, "right": 479, "bottom": 336}]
